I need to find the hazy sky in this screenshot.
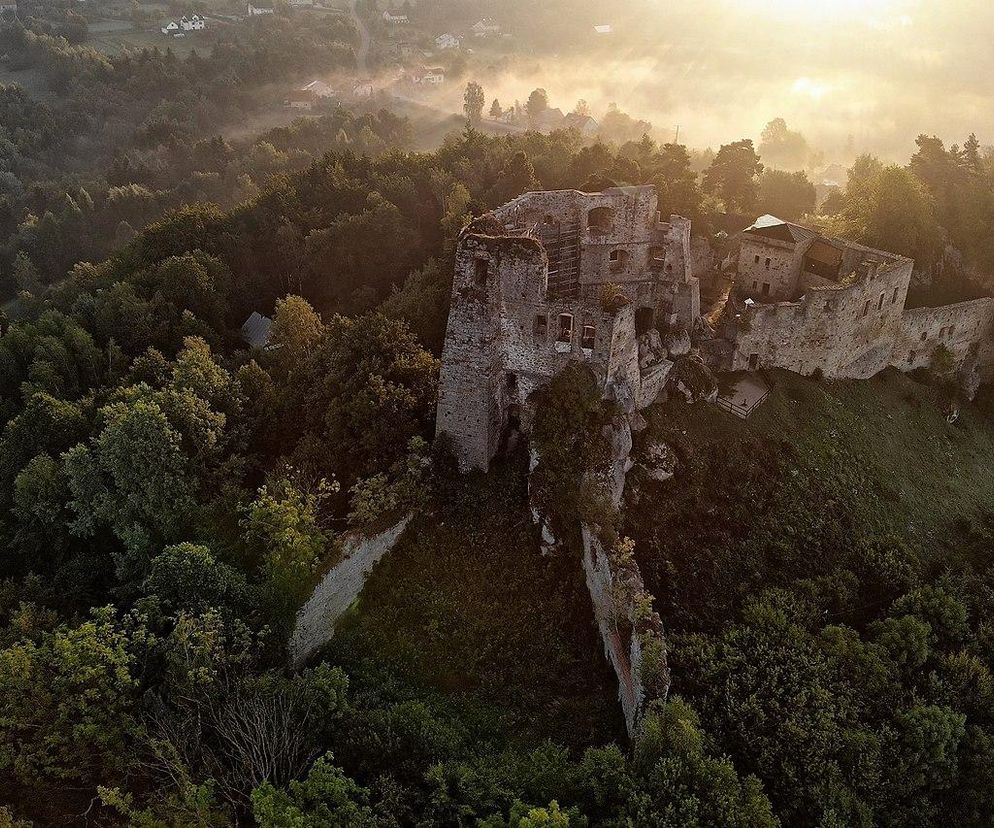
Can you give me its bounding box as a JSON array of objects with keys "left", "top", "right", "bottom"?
[{"left": 466, "top": 0, "right": 994, "bottom": 162}]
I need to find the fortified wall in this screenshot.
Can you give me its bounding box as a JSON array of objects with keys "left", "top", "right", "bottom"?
[{"left": 723, "top": 216, "right": 994, "bottom": 385}]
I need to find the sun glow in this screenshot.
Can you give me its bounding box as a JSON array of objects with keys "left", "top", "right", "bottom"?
[{"left": 758, "top": 0, "right": 903, "bottom": 24}]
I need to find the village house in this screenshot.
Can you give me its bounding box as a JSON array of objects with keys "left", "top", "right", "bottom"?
[
  {"left": 412, "top": 67, "right": 444, "bottom": 86},
  {"left": 161, "top": 14, "right": 206, "bottom": 35},
  {"left": 564, "top": 112, "right": 599, "bottom": 137},
  {"left": 0, "top": 1, "right": 17, "bottom": 22},
  {"left": 352, "top": 79, "right": 374, "bottom": 98},
  {"left": 247, "top": 3, "right": 274, "bottom": 15},
  {"left": 472, "top": 18, "right": 500, "bottom": 37},
  {"left": 286, "top": 89, "right": 316, "bottom": 109},
  {"left": 288, "top": 0, "right": 314, "bottom": 7},
  {"left": 301, "top": 79, "right": 336, "bottom": 98},
  {"left": 534, "top": 107, "right": 566, "bottom": 132},
  {"left": 382, "top": 9, "right": 408, "bottom": 23},
  {"left": 435, "top": 32, "right": 460, "bottom": 50}
]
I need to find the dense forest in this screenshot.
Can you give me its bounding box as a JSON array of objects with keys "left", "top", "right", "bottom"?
[{"left": 6, "top": 10, "right": 994, "bottom": 817}]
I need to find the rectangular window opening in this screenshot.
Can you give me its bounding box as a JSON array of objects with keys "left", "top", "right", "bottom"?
[
  {"left": 581, "top": 324, "right": 596, "bottom": 351},
  {"left": 534, "top": 314, "right": 548, "bottom": 338},
  {"left": 474, "top": 258, "right": 488, "bottom": 285},
  {"left": 557, "top": 314, "right": 574, "bottom": 344}
]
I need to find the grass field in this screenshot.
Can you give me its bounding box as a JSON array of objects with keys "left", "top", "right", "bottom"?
[{"left": 326, "top": 457, "right": 626, "bottom": 751}]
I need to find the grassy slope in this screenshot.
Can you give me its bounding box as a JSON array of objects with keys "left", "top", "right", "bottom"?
[
  {"left": 328, "top": 456, "right": 626, "bottom": 750},
  {"left": 662, "top": 369, "right": 994, "bottom": 545},
  {"left": 628, "top": 368, "right": 994, "bottom": 632}
]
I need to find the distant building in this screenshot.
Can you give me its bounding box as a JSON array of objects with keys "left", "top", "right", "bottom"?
[
  {"left": 286, "top": 89, "right": 316, "bottom": 109},
  {"left": 352, "top": 80, "right": 374, "bottom": 98},
  {"left": 0, "top": 1, "right": 17, "bottom": 23},
  {"left": 411, "top": 66, "right": 444, "bottom": 86},
  {"left": 534, "top": 107, "right": 566, "bottom": 132},
  {"left": 288, "top": 0, "right": 314, "bottom": 6},
  {"left": 472, "top": 18, "right": 500, "bottom": 37},
  {"left": 435, "top": 32, "right": 460, "bottom": 50},
  {"left": 564, "top": 112, "right": 599, "bottom": 137},
  {"left": 247, "top": 3, "right": 274, "bottom": 15},
  {"left": 301, "top": 79, "right": 336, "bottom": 98},
  {"left": 241, "top": 312, "right": 274, "bottom": 349},
  {"left": 593, "top": 24, "right": 613, "bottom": 34},
  {"left": 382, "top": 9, "right": 408, "bottom": 23},
  {"left": 161, "top": 16, "right": 205, "bottom": 35}
]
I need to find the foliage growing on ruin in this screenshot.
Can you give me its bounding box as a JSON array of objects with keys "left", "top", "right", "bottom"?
[
  {"left": 530, "top": 364, "right": 618, "bottom": 539},
  {"left": 599, "top": 282, "right": 631, "bottom": 314}
]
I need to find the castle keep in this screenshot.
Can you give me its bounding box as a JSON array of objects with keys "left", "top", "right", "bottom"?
[{"left": 436, "top": 185, "right": 701, "bottom": 473}]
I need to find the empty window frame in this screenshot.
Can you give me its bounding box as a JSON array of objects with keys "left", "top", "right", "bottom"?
[
  {"left": 609, "top": 249, "right": 628, "bottom": 270},
  {"left": 581, "top": 324, "right": 596, "bottom": 351},
  {"left": 877, "top": 292, "right": 885, "bottom": 310},
  {"left": 534, "top": 314, "right": 548, "bottom": 338},
  {"left": 587, "top": 207, "right": 614, "bottom": 233},
  {"left": 474, "top": 258, "right": 488, "bottom": 285},
  {"left": 764, "top": 257, "right": 772, "bottom": 269},
  {"left": 557, "top": 313, "right": 574, "bottom": 344}
]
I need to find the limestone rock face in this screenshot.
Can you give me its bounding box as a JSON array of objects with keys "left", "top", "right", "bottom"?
[
  {"left": 641, "top": 440, "right": 678, "bottom": 482},
  {"left": 601, "top": 415, "right": 634, "bottom": 507},
  {"left": 638, "top": 329, "right": 667, "bottom": 370},
  {"left": 671, "top": 354, "right": 718, "bottom": 403}
]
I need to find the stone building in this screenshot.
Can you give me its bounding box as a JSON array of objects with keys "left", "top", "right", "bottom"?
[
  {"left": 722, "top": 215, "right": 994, "bottom": 387},
  {"left": 436, "top": 185, "right": 701, "bottom": 473}
]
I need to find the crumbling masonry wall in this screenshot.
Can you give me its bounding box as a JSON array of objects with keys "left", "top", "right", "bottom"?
[
  {"left": 438, "top": 186, "right": 695, "bottom": 474},
  {"left": 894, "top": 298, "right": 994, "bottom": 386},
  {"left": 582, "top": 526, "right": 668, "bottom": 738},
  {"left": 729, "top": 255, "right": 914, "bottom": 378}
]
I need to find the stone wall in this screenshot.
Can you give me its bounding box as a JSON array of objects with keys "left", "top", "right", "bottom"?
[
  {"left": 582, "top": 526, "right": 668, "bottom": 739},
  {"left": 729, "top": 255, "right": 914, "bottom": 378},
  {"left": 737, "top": 235, "right": 800, "bottom": 301},
  {"left": 496, "top": 186, "right": 699, "bottom": 329},
  {"left": 436, "top": 224, "right": 640, "bottom": 472},
  {"left": 894, "top": 298, "right": 994, "bottom": 386},
  {"left": 290, "top": 515, "right": 411, "bottom": 667},
  {"left": 438, "top": 187, "right": 695, "bottom": 473}
]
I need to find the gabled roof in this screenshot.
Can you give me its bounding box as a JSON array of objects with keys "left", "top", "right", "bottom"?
[
  {"left": 743, "top": 214, "right": 816, "bottom": 244},
  {"left": 241, "top": 312, "right": 273, "bottom": 348}
]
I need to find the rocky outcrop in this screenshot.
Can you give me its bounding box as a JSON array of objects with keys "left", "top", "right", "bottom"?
[{"left": 640, "top": 439, "right": 679, "bottom": 482}]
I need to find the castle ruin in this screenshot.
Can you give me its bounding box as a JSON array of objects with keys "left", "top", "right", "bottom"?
[
  {"left": 434, "top": 184, "right": 994, "bottom": 737},
  {"left": 719, "top": 215, "right": 994, "bottom": 390},
  {"left": 436, "top": 185, "right": 701, "bottom": 473}
]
